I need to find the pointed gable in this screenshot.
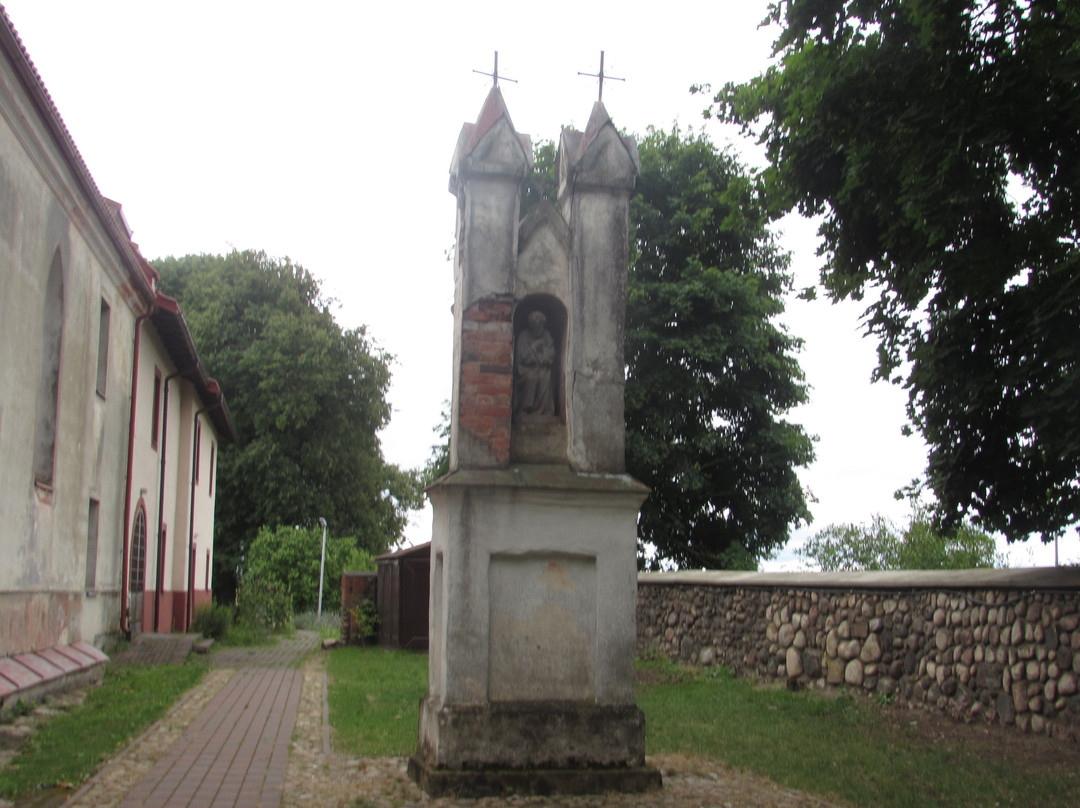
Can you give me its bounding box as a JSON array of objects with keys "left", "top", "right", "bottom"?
[
  {"left": 558, "top": 101, "right": 639, "bottom": 200},
  {"left": 450, "top": 87, "right": 532, "bottom": 192},
  {"left": 516, "top": 199, "right": 571, "bottom": 300}
]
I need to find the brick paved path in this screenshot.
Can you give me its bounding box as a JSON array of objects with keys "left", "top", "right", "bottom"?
[{"left": 108, "top": 631, "right": 319, "bottom": 808}]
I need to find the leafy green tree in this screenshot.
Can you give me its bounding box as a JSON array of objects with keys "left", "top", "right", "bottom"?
[
  {"left": 516, "top": 130, "right": 814, "bottom": 569},
  {"left": 244, "top": 524, "right": 374, "bottom": 614},
  {"left": 714, "top": 1, "right": 1080, "bottom": 542},
  {"left": 800, "top": 505, "right": 1000, "bottom": 571},
  {"left": 154, "top": 251, "right": 421, "bottom": 601},
  {"left": 419, "top": 402, "right": 450, "bottom": 488},
  {"left": 628, "top": 128, "right": 814, "bottom": 569}
]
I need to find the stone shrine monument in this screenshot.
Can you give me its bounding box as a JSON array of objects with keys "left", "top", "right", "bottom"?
[{"left": 408, "top": 85, "right": 661, "bottom": 797}]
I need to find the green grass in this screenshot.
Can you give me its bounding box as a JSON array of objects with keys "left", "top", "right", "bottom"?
[
  {"left": 636, "top": 658, "right": 1079, "bottom": 808},
  {"left": 0, "top": 663, "right": 204, "bottom": 799},
  {"left": 324, "top": 652, "right": 1080, "bottom": 808},
  {"left": 326, "top": 647, "right": 426, "bottom": 755}
]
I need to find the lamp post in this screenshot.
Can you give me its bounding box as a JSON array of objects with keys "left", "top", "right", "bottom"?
[{"left": 317, "top": 517, "right": 327, "bottom": 618}]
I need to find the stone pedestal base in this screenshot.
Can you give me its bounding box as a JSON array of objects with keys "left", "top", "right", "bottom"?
[
  {"left": 412, "top": 697, "right": 661, "bottom": 797},
  {"left": 407, "top": 756, "right": 662, "bottom": 798}
]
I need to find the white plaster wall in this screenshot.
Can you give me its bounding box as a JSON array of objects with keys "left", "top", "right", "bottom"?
[
  {"left": 128, "top": 324, "right": 170, "bottom": 606},
  {"left": 428, "top": 471, "right": 644, "bottom": 709},
  {"left": 0, "top": 53, "right": 142, "bottom": 654},
  {"left": 189, "top": 413, "right": 218, "bottom": 597}
]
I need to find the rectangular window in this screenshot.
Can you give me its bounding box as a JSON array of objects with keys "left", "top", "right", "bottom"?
[
  {"left": 204, "top": 549, "right": 210, "bottom": 590},
  {"left": 194, "top": 417, "right": 201, "bottom": 485},
  {"left": 151, "top": 368, "right": 162, "bottom": 449},
  {"left": 95, "top": 299, "right": 110, "bottom": 398},
  {"left": 85, "top": 499, "right": 100, "bottom": 590},
  {"left": 209, "top": 441, "right": 216, "bottom": 496}
]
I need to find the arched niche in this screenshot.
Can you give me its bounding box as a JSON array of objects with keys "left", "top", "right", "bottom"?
[
  {"left": 33, "top": 248, "right": 64, "bottom": 488},
  {"left": 510, "top": 294, "right": 568, "bottom": 465}
]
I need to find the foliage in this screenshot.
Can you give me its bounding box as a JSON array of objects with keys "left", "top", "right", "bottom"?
[
  {"left": 326, "top": 647, "right": 427, "bottom": 755},
  {"left": 799, "top": 504, "right": 1001, "bottom": 571},
  {"left": 419, "top": 402, "right": 451, "bottom": 487},
  {"left": 191, "top": 601, "right": 233, "bottom": 641},
  {"left": 235, "top": 566, "right": 292, "bottom": 635},
  {"left": 245, "top": 524, "right": 365, "bottom": 614},
  {"left": 627, "top": 128, "right": 814, "bottom": 568},
  {"left": 342, "top": 546, "right": 377, "bottom": 573},
  {"left": 0, "top": 664, "right": 203, "bottom": 799},
  {"left": 714, "top": 1, "right": 1080, "bottom": 542},
  {"left": 153, "top": 250, "right": 424, "bottom": 601},
  {"left": 516, "top": 132, "right": 814, "bottom": 569},
  {"left": 346, "top": 599, "right": 379, "bottom": 644}
]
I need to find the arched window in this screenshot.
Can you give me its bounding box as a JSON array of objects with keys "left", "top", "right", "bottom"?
[
  {"left": 130, "top": 505, "right": 147, "bottom": 593},
  {"left": 129, "top": 504, "right": 148, "bottom": 634},
  {"left": 33, "top": 249, "right": 64, "bottom": 487}
]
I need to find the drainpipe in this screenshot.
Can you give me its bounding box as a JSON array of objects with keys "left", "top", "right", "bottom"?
[
  {"left": 186, "top": 401, "right": 223, "bottom": 631},
  {"left": 154, "top": 371, "right": 181, "bottom": 632},
  {"left": 120, "top": 312, "right": 150, "bottom": 637},
  {"left": 318, "top": 517, "right": 328, "bottom": 618}
]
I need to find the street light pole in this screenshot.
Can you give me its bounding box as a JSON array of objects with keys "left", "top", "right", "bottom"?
[{"left": 317, "top": 517, "right": 328, "bottom": 618}]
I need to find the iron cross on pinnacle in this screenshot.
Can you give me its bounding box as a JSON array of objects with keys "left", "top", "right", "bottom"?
[
  {"left": 473, "top": 51, "right": 518, "bottom": 87},
  {"left": 578, "top": 51, "right": 624, "bottom": 102}
]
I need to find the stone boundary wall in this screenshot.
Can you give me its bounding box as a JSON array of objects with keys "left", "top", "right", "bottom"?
[{"left": 637, "top": 568, "right": 1080, "bottom": 740}]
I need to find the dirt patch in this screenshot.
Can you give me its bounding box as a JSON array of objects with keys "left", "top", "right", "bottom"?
[
  {"left": 636, "top": 666, "right": 696, "bottom": 686},
  {"left": 876, "top": 699, "right": 1077, "bottom": 777}
]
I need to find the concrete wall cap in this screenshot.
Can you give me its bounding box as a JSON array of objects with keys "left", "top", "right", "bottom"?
[{"left": 639, "top": 567, "right": 1080, "bottom": 591}]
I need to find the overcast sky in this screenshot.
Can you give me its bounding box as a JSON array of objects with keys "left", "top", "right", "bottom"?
[{"left": 5, "top": 0, "right": 1070, "bottom": 567}]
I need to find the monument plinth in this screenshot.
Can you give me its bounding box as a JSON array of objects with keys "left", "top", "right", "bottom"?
[{"left": 409, "top": 88, "right": 661, "bottom": 798}]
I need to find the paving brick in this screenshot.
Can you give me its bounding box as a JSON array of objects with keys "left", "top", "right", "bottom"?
[{"left": 108, "top": 630, "right": 317, "bottom": 807}]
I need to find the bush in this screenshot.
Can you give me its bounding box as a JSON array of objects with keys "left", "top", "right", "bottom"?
[
  {"left": 191, "top": 602, "right": 233, "bottom": 641},
  {"left": 245, "top": 525, "right": 370, "bottom": 614},
  {"left": 346, "top": 600, "right": 379, "bottom": 644},
  {"left": 236, "top": 568, "right": 292, "bottom": 635}
]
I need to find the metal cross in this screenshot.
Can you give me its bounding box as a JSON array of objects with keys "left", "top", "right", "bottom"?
[
  {"left": 578, "top": 51, "right": 624, "bottom": 102},
  {"left": 473, "top": 51, "right": 518, "bottom": 87}
]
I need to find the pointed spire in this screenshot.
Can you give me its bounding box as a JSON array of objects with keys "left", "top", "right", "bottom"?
[
  {"left": 450, "top": 86, "right": 532, "bottom": 193},
  {"left": 466, "top": 85, "right": 516, "bottom": 154}
]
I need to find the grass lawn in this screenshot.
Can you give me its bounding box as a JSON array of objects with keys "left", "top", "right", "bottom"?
[
  {"left": 637, "top": 656, "right": 1078, "bottom": 808},
  {"left": 326, "top": 649, "right": 1080, "bottom": 808},
  {"left": 0, "top": 663, "right": 204, "bottom": 800},
  {"left": 326, "top": 646, "right": 427, "bottom": 756}
]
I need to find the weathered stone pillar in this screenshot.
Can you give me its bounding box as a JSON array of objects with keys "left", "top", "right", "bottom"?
[
  {"left": 447, "top": 87, "right": 531, "bottom": 471},
  {"left": 411, "top": 89, "right": 660, "bottom": 798}
]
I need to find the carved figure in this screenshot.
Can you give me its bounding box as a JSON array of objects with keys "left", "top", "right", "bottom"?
[{"left": 514, "top": 311, "right": 556, "bottom": 421}]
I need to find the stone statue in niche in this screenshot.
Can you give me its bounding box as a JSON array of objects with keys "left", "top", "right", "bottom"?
[{"left": 513, "top": 310, "right": 556, "bottom": 422}]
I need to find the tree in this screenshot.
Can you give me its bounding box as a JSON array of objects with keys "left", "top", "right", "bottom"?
[
  {"left": 714, "top": 1, "right": 1080, "bottom": 542},
  {"left": 517, "top": 131, "right": 814, "bottom": 569},
  {"left": 799, "top": 506, "right": 1000, "bottom": 571},
  {"left": 154, "top": 251, "right": 421, "bottom": 601},
  {"left": 628, "top": 128, "right": 814, "bottom": 569}
]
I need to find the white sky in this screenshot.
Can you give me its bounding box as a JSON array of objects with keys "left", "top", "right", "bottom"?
[{"left": 5, "top": 0, "right": 1070, "bottom": 568}]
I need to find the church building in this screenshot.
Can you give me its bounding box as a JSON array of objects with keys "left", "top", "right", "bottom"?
[{"left": 0, "top": 8, "right": 234, "bottom": 697}]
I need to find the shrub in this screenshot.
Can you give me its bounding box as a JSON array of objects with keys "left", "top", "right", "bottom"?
[
  {"left": 191, "top": 602, "right": 233, "bottom": 641},
  {"left": 236, "top": 568, "right": 292, "bottom": 635},
  {"left": 245, "top": 525, "right": 369, "bottom": 613},
  {"left": 346, "top": 600, "right": 379, "bottom": 644}
]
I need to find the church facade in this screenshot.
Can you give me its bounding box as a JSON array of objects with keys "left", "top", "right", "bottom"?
[{"left": 0, "top": 9, "right": 234, "bottom": 664}]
